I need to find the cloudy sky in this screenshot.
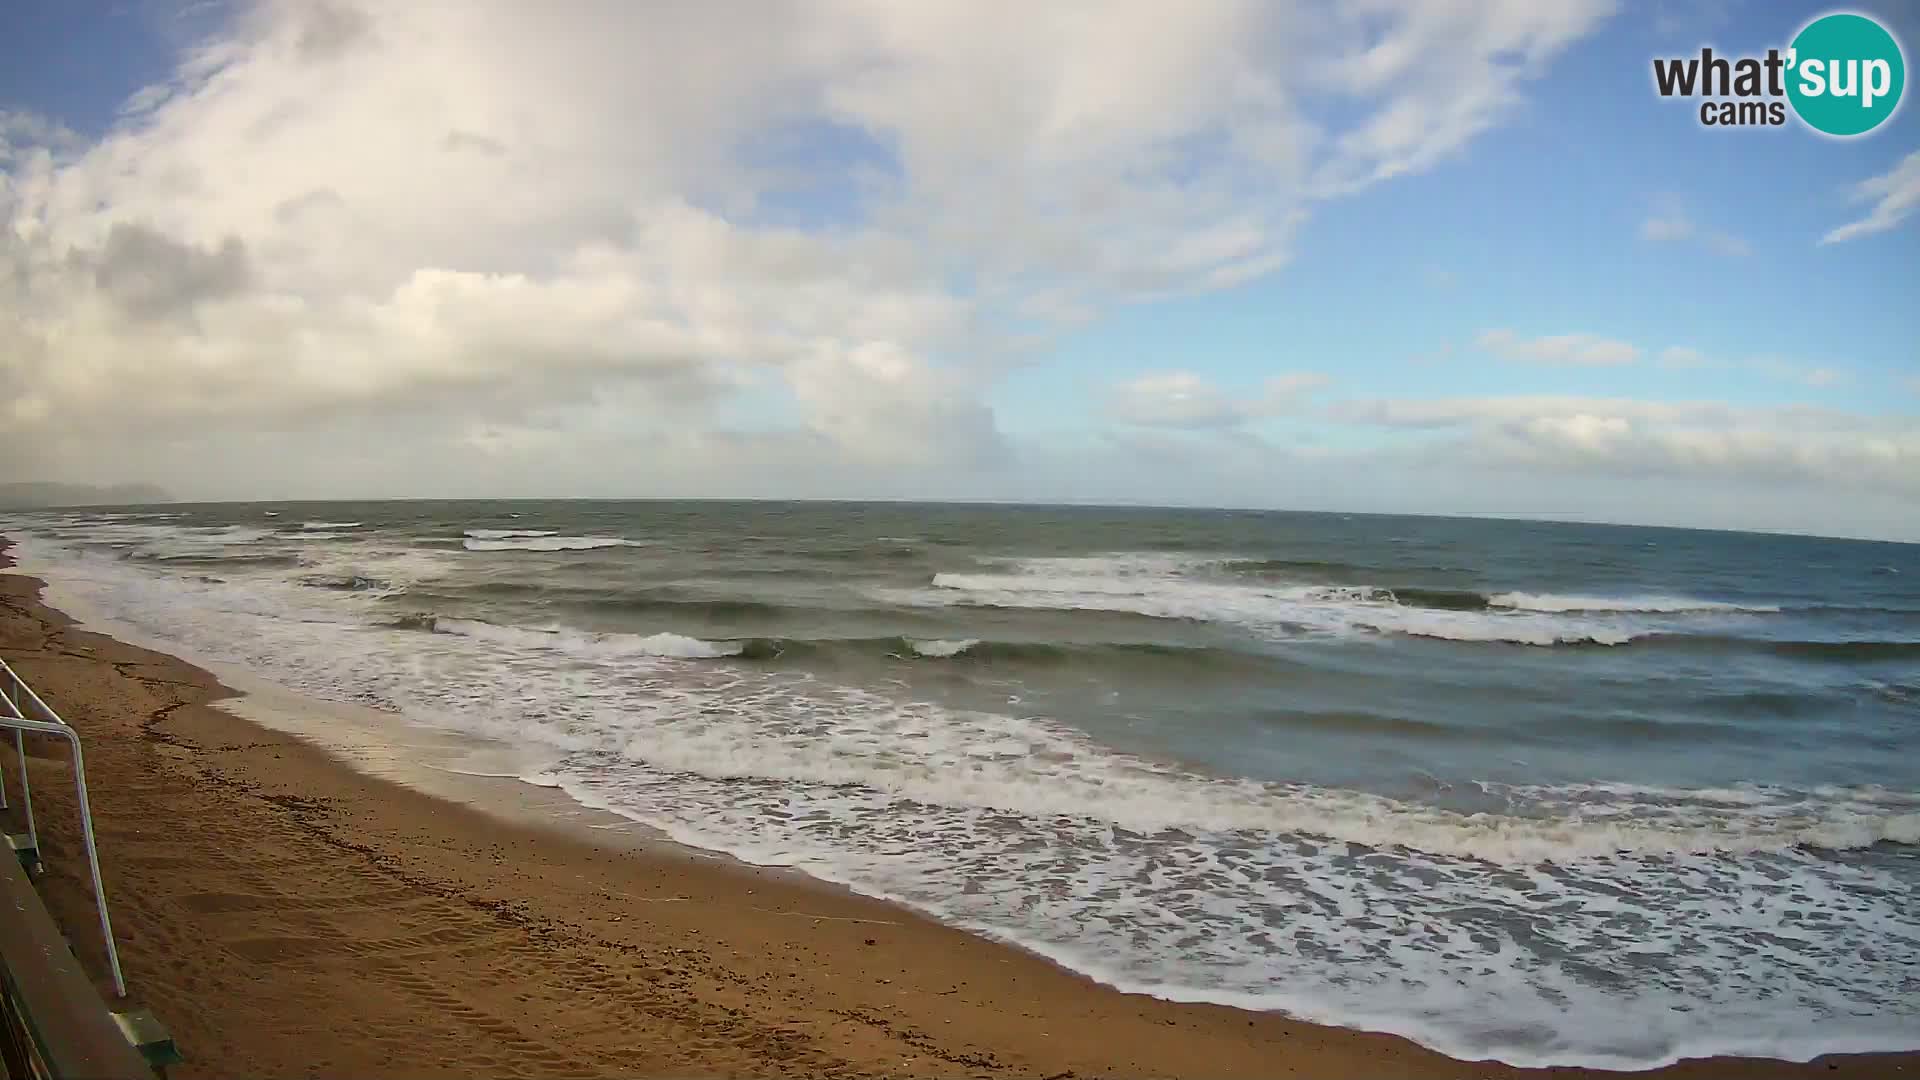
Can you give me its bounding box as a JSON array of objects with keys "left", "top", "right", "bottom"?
[{"left": 2, "top": 1, "right": 1916, "bottom": 539}]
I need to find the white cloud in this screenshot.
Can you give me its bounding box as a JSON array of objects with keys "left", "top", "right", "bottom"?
[
  {"left": 1638, "top": 196, "right": 1751, "bottom": 257},
  {"left": 1821, "top": 150, "right": 1920, "bottom": 245},
  {"left": 1752, "top": 357, "right": 1851, "bottom": 389},
  {"left": 1651, "top": 0, "right": 1733, "bottom": 38},
  {"left": 1305, "top": 3, "right": 1617, "bottom": 194},
  {"left": 0, "top": 111, "right": 85, "bottom": 167},
  {"left": 1703, "top": 232, "right": 1754, "bottom": 258},
  {"left": 1106, "top": 370, "right": 1329, "bottom": 429},
  {"left": 1470, "top": 334, "right": 1847, "bottom": 386},
  {"left": 1476, "top": 328, "right": 1640, "bottom": 366},
  {"left": 1639, "top": 214, "right": 1691, "bottom": 243},
  {"left": 787, "top": 341, "right": 1007, "bottom": 467},
  {"left": 1330, "top": 394, "right": 1920, "bottom": 499},
  {"left": 1332, "top": 395, "right": 1739, "bottom": 429},
  {"left": 1658, "top": 346, "right": 1715, "bottom": 369},
  {"left": 0, "top": 0, "right": 1621, "bottom": 497}
]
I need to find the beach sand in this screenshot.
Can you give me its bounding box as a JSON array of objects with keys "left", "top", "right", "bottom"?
[{"left": 0, "top": 545, "right": 1912, "bottom": 1079}]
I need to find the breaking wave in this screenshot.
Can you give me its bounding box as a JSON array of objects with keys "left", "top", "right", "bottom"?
[
  {"left": 462, "top": 528, "right": 558, "bottom": 539},
  {"left": 1487, "top": 591, "right": 1780, "bottom": 614},
  {"left": 887, "top": 555, "right": 1809, "bottom": 649},
  {"left": 429, "top": 617, "right": 742, "bottom": 658},
  {"left": 461, "top": 535, "right": 642, "bottom": 552}
]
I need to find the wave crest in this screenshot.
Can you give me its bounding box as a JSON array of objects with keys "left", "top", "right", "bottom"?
[
  {"left": 462, "top": 535, "right": 641, "bottom": 552},
  {"left": 462, "top": 528, "right": 557, "bottom": 539},
  {"left": 1489, "top": 592, "right": 1780, "bottom": 614},
  {"left": 432, "top": 617, "right": 740, "bottom": 658},
  {"left": 917, "top": 570, "right": 1649, "bottom": 646}
]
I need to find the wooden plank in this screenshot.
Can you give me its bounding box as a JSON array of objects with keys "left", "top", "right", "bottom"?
[{"left": 0, "top": 847, "right": 151, "bottom": 1080}]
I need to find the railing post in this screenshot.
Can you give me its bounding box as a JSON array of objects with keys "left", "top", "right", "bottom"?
[
  {"left": 0, "top": 671, "right": 10, "bottom": 810},
  {"left": 65, "top": 739, "right": 124, "bottom": 998},
  {"left": 12, "top": 730, "right": 33, "bottom": 856}
]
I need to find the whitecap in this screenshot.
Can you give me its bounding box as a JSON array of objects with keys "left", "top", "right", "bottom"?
[{"left": 461, "top": 535, "right": 641, "bottom": 552}]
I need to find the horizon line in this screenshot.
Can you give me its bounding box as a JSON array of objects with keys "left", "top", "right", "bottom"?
[{"left": 3, "top": 493, "right": 1913, "bottom": 546}]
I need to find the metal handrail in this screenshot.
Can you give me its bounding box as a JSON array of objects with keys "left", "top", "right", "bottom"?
[{"left": 0, "top": 658, "right": 125, "bottom": 998}]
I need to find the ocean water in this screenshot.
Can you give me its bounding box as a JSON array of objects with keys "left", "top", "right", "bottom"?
[{"left": 3, "top": 500, "right": 1916, "bottom": 1069}]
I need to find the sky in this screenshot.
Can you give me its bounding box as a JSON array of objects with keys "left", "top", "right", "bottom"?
[{"left": 1, "top": 1, "right": 1916, "bottom": 540}]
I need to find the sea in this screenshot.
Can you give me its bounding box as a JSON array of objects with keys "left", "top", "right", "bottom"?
[{"left": 2, "top": 500, "right": 1915, "bottom": 1070}]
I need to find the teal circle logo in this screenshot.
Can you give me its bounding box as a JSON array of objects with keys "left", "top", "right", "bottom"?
[{"left": 1787, "top": 13, "right": 1905, "bottom": 136}]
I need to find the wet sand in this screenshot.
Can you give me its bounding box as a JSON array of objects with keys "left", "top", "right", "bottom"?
[{"left": 1, "top": 544, "right": 1912, "bottom": 1078}]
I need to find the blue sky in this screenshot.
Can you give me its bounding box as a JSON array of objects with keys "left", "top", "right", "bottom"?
[
  {"left": 1, "top": 1, "right": 1916, "bottom": 537},
  {"left": 1003, "top": 2, "right": 1918, "bottom": 436},
  {"left": 0, "top": 2, "right": 208, "bottom": 132}
]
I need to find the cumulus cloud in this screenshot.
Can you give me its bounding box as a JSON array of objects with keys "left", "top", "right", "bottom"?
[
  {"left": 1476, "top": 328, "right": 1640, "bottom": 366},
  {"left": 1821, "top": 150, "right": 1920, "bottom": 245},
  {"left": 0, "top": 0, "right": 1619, "bottom": 496},
  {"left": 1106, "top": 370, "right": 1329, "bottom": 428},
  {"left": 787, "top": 342, "right": 1007, "bottom": 467},
  {"left": 80, "top": 223, "right": 253, "bottom": 321}
]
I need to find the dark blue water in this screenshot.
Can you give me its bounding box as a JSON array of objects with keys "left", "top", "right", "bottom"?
[{"left": 7, "top": 501, "right": 1917, "bottom": 1069}]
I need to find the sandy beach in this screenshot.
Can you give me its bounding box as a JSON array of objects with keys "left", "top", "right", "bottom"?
[{"left": 0, "top": 543, "right": 1912, "bottom": 1079}]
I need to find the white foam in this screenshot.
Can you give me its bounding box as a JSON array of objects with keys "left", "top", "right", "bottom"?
[
  {"left": 203, "top": 525, "right": 274, "bottom": 543},
  {"left": 434, "top": 618, "right": 742, "bottom": 659},
  {"left": 908, "top": 637, "right": 979, "bottom": 658},
  {"left": 900, "top": 554, "right": 1798, "bottom": 647},
  {"left": 915, "top": 566, "right": 1647, "bottom": 647},
  {"left": 292, "top": 546, "right": 453, "bottom": 597},
  {"left": 85, "top": 522, "right": 282, "bottom": 563},
  {"left": 301, "top": 521, "right": 363, "bottom": 530},
  {"left": 461, "top": 535, "right": 638, "bottom": 551},
  {"left": 462, "top": 528, "right": 558, "bottom": 539},
  {"left": 7, "top": 526, "right": 1917, "bottom": 1069},
  {"left": 1371, "top": 609, "right": 1642, "bottom": 646},
  {"left": 1489, "top": 592, "right": 1780, "bottom": 614}
]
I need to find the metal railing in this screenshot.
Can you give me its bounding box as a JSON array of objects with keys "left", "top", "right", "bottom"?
[{"left": 0, "top": 657, "right": 125, "bottom": 998}]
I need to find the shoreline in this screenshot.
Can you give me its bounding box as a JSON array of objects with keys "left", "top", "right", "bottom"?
[{"left": 1, "top": 542, "right": 1913, "bottom": 1077}]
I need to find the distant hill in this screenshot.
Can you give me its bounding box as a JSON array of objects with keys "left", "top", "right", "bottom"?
[{"left": 0, "top": 482, "right": 174, "bottom": 509}]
